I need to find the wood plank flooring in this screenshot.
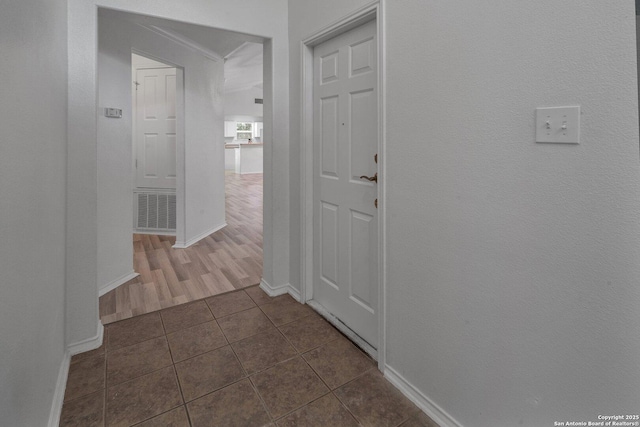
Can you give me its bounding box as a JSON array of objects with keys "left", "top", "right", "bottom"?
[{"left": 99, "top": 172, "right": 263, "bottom": 324}]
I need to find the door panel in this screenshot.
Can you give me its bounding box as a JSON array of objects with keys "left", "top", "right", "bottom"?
[
  {"left": 313, "top": 19, "right": 378, "bottom": 348},
  {"left": 143, "top": 134, "right": 158, "bottom": 178},
  {"left": 349, "top": 209, "right": 375, "bottom": 311},
  {"left": 135, "top": 67, "right": 177, "bottom": 189},
  {"left": 320, "top": 202, "right": 339, "bottom": 288},
  {"left": 349, "top": 89, "right": 376, "bottom": 182},
  {"left": 320, "top": 96, "right": 340, "bottom": 178}
]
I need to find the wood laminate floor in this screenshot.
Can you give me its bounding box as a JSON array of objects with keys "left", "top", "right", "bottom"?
[{"left": 99, "top": 172, "right": 263, "bottom": 324}]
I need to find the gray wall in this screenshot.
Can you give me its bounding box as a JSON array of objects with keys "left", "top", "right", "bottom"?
[
  {"left": 0, "top": 0, "right": 68, "bottom": 424},
  {"left": 288, "top": 1, "right": 640, "bottom": 426}
]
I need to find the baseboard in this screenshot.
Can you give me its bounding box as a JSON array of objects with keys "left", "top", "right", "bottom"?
[
  {"left": 98, "top": 271, "right": 139, "bottom": 296},
  {"left": 384, "top": 365, "right": 463, "bottom": 427},
  {"left": 67, "top": 322, "right": 104, "bottom": 356},
  {"left": 133, "top": 229, "right": 176, "bottom": 236},
  {"left": 173, "top": 222, "right": 227, "bottom": 249},
  {"left": 47, "top": 350, "right": 71, "bottom": 427},
  {"left": 259, "top": 279, "right": 301, "bottom": 301},
  {"left": 48, "top": 323, "right": 105, "bottom": 426}
]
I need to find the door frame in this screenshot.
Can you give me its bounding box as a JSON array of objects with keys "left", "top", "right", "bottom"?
[{"left": 299, "top": 0, "right": 386, "bottom": 369}]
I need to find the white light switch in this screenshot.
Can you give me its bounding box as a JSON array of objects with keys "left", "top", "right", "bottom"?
[
  {"left": 105, "top": 108, "right": 122, "bottom": 118},
  {"left": 535, "top": 106, "right": 580, "bottom": 144}
]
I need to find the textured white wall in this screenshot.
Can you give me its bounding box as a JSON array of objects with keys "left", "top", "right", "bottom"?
[
  {"left": 289, "top": 0, "right": 640, "bottom": 426},
  {"left": 98, "top": 12, "right": 226, "bottom": 289},
  {"left": 0, "top": 0, "right": 68, "bottom": 424},
  {"left": 224, "top": 87, "right": 264, "bottom": 121},
  {"left": 67, "top": 0, "right": 289, "bottom": 345},
  {"left": 385, "top": 1, "right": 640, "bottom": 424}
]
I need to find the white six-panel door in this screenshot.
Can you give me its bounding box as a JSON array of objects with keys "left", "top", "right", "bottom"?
[
  {"left": 313, "top": 19, "right": 378, "bottom": 348},
  {"left": 135, "top": 67, "right": 177, "bottom": 189}
]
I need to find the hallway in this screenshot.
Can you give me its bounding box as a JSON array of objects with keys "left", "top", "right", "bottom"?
[
  {"left": 100, "top": 172, "right": 263, "bottom": 324},
  {"left": 61, "top": 286, "right": 438, "bottom": 426}
]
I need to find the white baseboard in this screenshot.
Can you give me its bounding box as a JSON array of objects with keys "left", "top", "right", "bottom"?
[
  {"left": 133, "top": 229, "right": 176, "bottom": 236},
  {"left": 99, "top": 271, "right": 139, "bottom": 296},
  {"left": 47, "top": 350, "right": 71, "bottom": 427},
  {"left": 67, "top": 322, "right": 104, "bottom": 356},
  {"left": 384, "top": 365, "right": 463, "bottom": 427},
  {"left": 48, "top": 323, "right": 105, "bottom": 427},
  {"left": 173, "top": 222, "right": 227, "bottom": 249},
  {"left": 259, "top": 279, "right": 301, "bottom": 301}
]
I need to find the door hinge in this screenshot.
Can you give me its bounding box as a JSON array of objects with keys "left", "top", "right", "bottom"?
[{"left": 135, "top": 159, "right": 138, "bottom": 168}]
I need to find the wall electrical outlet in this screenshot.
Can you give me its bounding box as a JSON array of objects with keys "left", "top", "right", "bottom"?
[{"left": 535, "top": 106, "right": 580, "bottom": 144}]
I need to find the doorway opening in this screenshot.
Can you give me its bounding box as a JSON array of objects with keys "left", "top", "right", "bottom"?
[{"left": 97, "top": 8, "right": 267, "bottom": 323}]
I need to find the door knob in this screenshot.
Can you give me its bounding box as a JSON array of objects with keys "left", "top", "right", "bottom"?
[{"left": 359, "top": 173, "right": 377, "bottom": 183}]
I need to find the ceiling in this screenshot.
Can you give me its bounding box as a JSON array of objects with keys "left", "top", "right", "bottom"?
[
  {"left": 99, "top": 8, "right": 264, "bottom": 94},
  {"left": 223, "top": 42, "right": 263, "bottom": 93}
]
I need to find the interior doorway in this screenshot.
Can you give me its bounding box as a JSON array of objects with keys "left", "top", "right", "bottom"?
[{"left": 97, "top": 9, "right": 267, "bottom": 322}]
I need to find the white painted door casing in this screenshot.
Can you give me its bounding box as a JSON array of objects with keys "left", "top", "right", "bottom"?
[
  {"left": 135, "top": 67, "right": 177, "bottom": 189},
  {"left": 312, "top": 19, "right": 379, "bottom": 348}
]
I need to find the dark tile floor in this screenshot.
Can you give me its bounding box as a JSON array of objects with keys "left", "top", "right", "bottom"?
[{"left": 60, "top": 285, "right": 439, "bottom": 427}]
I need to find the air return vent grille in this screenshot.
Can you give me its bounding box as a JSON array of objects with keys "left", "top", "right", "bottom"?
[{"left": 136, "top": 192, "right": 176, "bottom": 231}]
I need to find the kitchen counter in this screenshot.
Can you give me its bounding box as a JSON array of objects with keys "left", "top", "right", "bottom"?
[{"left": 225, "top": 143, "right": 263, "bottom": 174}]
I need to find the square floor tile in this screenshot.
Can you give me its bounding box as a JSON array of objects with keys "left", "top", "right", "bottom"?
[
  {"left": 259, "top": 295, "right": 314, "bottom": 326},
  {"left": 187, "top": 379, "right": 271, "bottom": 427},
  {"left": 244, "top": 286, "right": 275, "bottom": 306},
  {"left": 251, "top": 356, "right": 328, "bottom": 419},
  {"left": 175, "top": 345, "right": 245, "bottom": 402},
  {"left": 231, "top": 330, "right": 297, "bottom": 375},
  {"left": 60, "top": 390, "right": 104, "bottom": 427},
  {"left": 64, "top": 353, "right": 105, "bottom": 402},
  {"left": 161, "top": 300, "right": 214, "bottom": 334},
  {"left": 334, "top": 370, "right": 419, "bottom": 427},
  {"left": 167, "top": 320, "right": 227, "bottom": 362},
  {"left": 134, "top": 406, "right": 190, "bottom": 427},
  {"left": 276, "top": 393, "right": 359, "bottom": 427},
  {"left": 106, "top": 366, "right": 183, "bottom": 427},
  {"left": 278, "top": 314, "right": 342, "bottom": 353},
  {"left": 107, "top": 312, "right": 164, "bottom": 351},
  {"left": 302, "top": 335, "right": 374, "bottom": 389},
  {"left": 217, "top": 307, "right": 276, "bottom": 343},
  {"left": 399, "top": 411, "right": 441, "bottom": 427},
  {"left": 107, "top": 336, "right": 172, "bottom": 386},
  {"left": 206, "top": 290, "right": 256, "bottom": 318}
]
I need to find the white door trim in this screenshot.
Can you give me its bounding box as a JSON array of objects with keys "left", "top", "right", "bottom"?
[{"left": 299, "top": 0, "right": 386, "bottom": 370}]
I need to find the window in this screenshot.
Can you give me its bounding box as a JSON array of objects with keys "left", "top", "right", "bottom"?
[{"left": 237, "top": 122, "right": 252, "bottom": 140}]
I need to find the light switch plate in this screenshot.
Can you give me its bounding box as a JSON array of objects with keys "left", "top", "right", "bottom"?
[
  {"left": 535, "top": 106, "right": 580, "bottom": 144},
  {"left": 105, "top": 108, "right": 122, "bottom": 118}
]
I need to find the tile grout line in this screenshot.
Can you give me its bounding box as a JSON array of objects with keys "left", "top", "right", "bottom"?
[
  {"left": 246, "top": 373, "right": 276, "bottom": 424},
  {"left": 157, "top": 312, "right": 190, "bottom": 425}
]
